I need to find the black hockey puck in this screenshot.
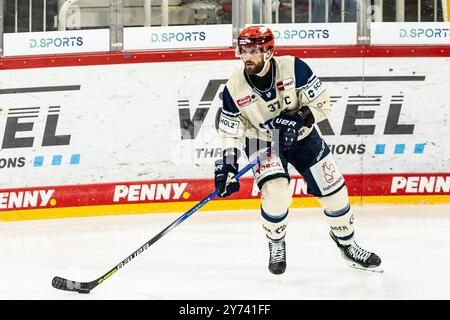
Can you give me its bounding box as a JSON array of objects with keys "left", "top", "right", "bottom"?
[{"left": 78, "top": 289, "right": 91, "bottom": 294}]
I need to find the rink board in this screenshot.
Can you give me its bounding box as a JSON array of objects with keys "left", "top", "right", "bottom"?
[
  {"left": 0, "top": 48, "right": 449, "bottom": 220},
  {"left": 0, "top": 173, "right": 449, "bottom": 221}
]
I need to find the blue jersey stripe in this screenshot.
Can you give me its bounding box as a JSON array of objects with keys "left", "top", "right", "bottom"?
[
  {"left": 307, "top": 74, "right": 317, "bottom": 84},
  {"left": 222, "top": 86, "right": 240, "bottom": 115},
  {"left": 295, "top": 58, "right": 315, "bottom": 89},
  {"left": 222, "top": 109, "right": 240, "bottom": 117}
]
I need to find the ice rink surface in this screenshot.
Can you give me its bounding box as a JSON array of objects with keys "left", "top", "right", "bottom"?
[{"left": 1, "top": 204, "right": 450, "bottom": 300}]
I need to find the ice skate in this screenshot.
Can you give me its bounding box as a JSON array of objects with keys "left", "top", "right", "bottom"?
[
  {"left": 330, "top": 231, "right": 383, "bottom": 273},
  {"left": 268, "top": 238, "right": 286, "bottom": 275}
]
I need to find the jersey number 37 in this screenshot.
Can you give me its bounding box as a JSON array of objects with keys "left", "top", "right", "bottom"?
[{"left": 267, "top": 97, "right": 292, "bottom": 112}]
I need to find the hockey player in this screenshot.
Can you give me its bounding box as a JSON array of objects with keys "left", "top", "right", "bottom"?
[{"left": 214, "top": 25, "right": 382, "bottom": 274}]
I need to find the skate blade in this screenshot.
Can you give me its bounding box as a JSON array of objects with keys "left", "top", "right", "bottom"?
[
  {"left": 345, "top": 261, "right": 384, "bottom": 273},
  {"left": 339, "top": 252, "right": 384, "bottom": 273}
]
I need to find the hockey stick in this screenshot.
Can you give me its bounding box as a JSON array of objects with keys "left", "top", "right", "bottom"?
[{"left": 51, "top": 148, "right": 271, "bottom": 294}]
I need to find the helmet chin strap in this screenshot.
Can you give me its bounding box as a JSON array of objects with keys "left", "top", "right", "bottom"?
[{"left": 256, "top": 51, "right": 273, "bottom": 77}]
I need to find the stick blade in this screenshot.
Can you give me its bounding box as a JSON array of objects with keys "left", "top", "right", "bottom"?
[{"left": 52, "top": 276, "right": 91, "bottom": 294}]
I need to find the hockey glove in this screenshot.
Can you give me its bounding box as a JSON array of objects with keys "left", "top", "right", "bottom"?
[
  {"left": 272, "top": 111, "right": 304, "bottom": 152},
  {"left": 214, "top": 159, "right": 239, "bottom": 198}
]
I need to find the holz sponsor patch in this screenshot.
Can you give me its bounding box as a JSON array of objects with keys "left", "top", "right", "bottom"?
[{"left": 219, "top": 114, "right": 240, "bottom": 134}]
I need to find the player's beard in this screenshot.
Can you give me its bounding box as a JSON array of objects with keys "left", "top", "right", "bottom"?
[{"left": 245, "top": 60, "right": 265, "bottom": 75}]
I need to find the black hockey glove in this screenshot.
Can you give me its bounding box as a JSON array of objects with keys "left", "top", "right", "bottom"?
[
  {"left": 272, "top": 111, "right": 305, "bottom": 152},
  {"left": 214, "top": 149, "right": 240, "bottom": 198}
]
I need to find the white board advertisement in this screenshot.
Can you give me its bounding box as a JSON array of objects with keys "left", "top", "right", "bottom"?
[
  {"left": 371, "top": 22, "right": 450, "bottom": 45},
  {"left": 0, "top": 57, "right": 449, "bottom": 189},
  {"left": 123, "top": 25, "right": 233, "bottom": 50},
  {"left": 251, "top": 23, "right": 358, "bottom": 46},
  {"left": 3, "top": 29, "right": 110, "bottom": 57}
]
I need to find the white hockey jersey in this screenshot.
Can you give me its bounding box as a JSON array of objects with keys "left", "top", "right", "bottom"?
[{"left": 218, "top": 55, "right": 331, "bottom": 151}]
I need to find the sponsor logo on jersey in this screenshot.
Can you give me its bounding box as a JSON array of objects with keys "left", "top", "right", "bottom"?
[
  {"left": 310, "top": 154, "right": 344, "bottom": 195},
  {"left": 322, "top": 161, "right": 336, "bottom": 183},
  {"left": 219, "top": 115, "right": 240, "bottom": 135},
  {"left": 304, "top": 78, "right": 325, "bottom": 102},
  {"left": 236, "top": 94, "right": 256, "bottom": 107},
  {"left": 276, "top": 78, "right": 295, "bottom": 91},
  {"left": 322, "top": 176, "right": 344, "bottom": 193},
  {"left": 255, "top": 159, "right": 283, "bottom": 175}
]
